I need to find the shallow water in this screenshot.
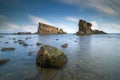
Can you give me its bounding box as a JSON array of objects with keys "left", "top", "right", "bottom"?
[{"left": 0, "top": 34, "right": 120, "bottom": 80}]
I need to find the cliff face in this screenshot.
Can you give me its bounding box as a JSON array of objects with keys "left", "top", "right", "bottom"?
[
  {"left": 37, "top": 23, "right": 66, "bottom": 34},
  {"left": 76, "top": 20, "right": 106, "bottom": 35}
]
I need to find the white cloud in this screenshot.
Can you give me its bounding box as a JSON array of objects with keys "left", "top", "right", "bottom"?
[
  {"left": 65, "top": 16, "right": 79, "bottom": 22},
  {"left": 0, "top": 22, "right": 37, "bottom": 33},
  {"left": 59, "top": 0, "right": 120, "bottom": 16},
  {"left": 101, "top": 23, "right": 120, "bottom": 33},
  {"left": 4, "top": 22, "right": 19, "bottom": 30},
  {"left": 28, "top": 15, "right": 53, "bottom": 25},
  {"left": 56, "top": 24, "right": 77, "bottom": 33},
  {"left": 90, "top": 21, "right": 98, "bottom": 30}
]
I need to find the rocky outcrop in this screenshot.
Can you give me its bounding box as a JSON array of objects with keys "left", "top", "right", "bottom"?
[
  {"left": 13, "top": 32, "right": 31, "bottom": 35},
  {"left": 36, "top": 45, "right": 67, "bottom": 69},
  {"left": 37, "top": 23, "right": 66, "bottom": 34},
  {"left": 0, "top": 59, "right": 10, "bottom": 65},
  {"left": 1, "top": 47, "right": 15, "bottom": 51},
  {"left": 76, "top": 19, "right": 106, "bottom": 35}
]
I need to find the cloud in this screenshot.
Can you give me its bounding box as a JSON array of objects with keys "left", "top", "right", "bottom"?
[
  {"left": 90, "top": 21, "right": 98, "bottom": 30},
  {"left": 0, "top": 22, "right": 37, "bottom": 33},
  {"left": 0, "top": 15, "right": 38, "bottom": 33},
  {"left": 65, "top": 16, "right": 79, "bottom": 22},
  {"left": 56, "top": 24, "right": 77, "bottom": 33},
  {"left": 59, "top": 0, "right": 120, "bottom": 16},
  {"left": 28, "top": 15, "right": 53, "bottom": 25},
  {"left": 0, "top": 15, "right": 7, "bottom": 22},
  {"left": 101, "top": 23, "right": 120, "bottom": 33}
]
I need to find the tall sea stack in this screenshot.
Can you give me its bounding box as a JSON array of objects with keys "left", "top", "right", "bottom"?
[
  {"left": 37, "top": 23, "right": 66, "bottom": 34},
  {"left": 76, "top": 19, "right": 106, "bottom": 35}
]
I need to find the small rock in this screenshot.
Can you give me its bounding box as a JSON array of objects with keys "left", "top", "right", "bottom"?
[
  {"left": 13, "top": 38, "right": 16, "bottom": 40},
  {"left": 28, "top": 51, "right": 35, "bottom": 56},
  {"left": 56, "top": 39, "right": 58, "bottom": 41},
  {"left": 0, "top": 36, "right": 3, "bottom": 38},
  {"left": 4, "top": 42, "right": 9, "bottom": 44},
  {"left": 14, "top": 41, "right": 17, "bottom": 43},
  {"left": 1, "top": 47, "right": 15, "bottom": 51},
  {"left": 18, "top": 40, "right": 25, "bottom": 44},
  {"left": 36, "top": 45, "right": 67, "bottom": 69},
  {"left": 36, "top": 42, "right": 42, "bottom": 46},
  {"left": 61, "top": 44, "right": 68, "bottom": 48},
  {"left": 74, "top": 40, "right": 77, "bottom": 42},
  {"left": 0, "top": 59, "right": 10, "bottom": 65},
  {"left": 23, "top": 43, "right": 28, "bottom": 47},
  {"left": 30, "top": 44, "right": 33, "bottom": 46},
  {"left": 25, "top": 37, "right": 31, "bottom": 40}
]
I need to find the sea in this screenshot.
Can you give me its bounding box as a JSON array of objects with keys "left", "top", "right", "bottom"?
[{"left": 0, "top": 33, "right": 120, "bottom": 80}]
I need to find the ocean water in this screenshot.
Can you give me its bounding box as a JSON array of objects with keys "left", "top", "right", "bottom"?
[{"left": 0, "top": 34, "right": 120, "bottom": 80}]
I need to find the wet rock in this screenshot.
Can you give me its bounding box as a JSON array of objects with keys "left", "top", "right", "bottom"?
[
  {"left": 14, "top": 41, "right": 17, "bottom": 43},
  {"left": 0, "top": 59, "right": 10, "bottom": 65},
  {"left": 14, "top": 32, "right": 31, "bottom": 35},
  {"left": 4, "top": 42, "right": 9, "bottom": 44},
  {"left": 23, "top": 43, "right": 28, "bottom": 47},
  {"left": 61, "top": 44, "right": 68, "bottom": 48},
  {"left": 18, "top": 40, "right": 25, "bottom": 44},
  {"left": 0, "top": 36, "right": 3, "bottom": 38},
  {"left": 36, "top": 42, "right": 42, "bottom": 46},
  {"left": 36, "top": 45, "right": 67, "bottom": 69},
  {"left": 56, "top": 39, "right": 59, "bottom": 41},
  {"left": 13, "top": 38, "right": 16, "bottom": 40},
  {"left": 25, "top": 37, "right": 32, "bottom": 40},
  {"left": 1, "top": 47, "right": 15, "bottom": 51},
  {"left": 28, "top": 51, "right": 35, "bottom": 56},
  {"left": 74, "top": 40, "right": 77, "bottom": 42}
]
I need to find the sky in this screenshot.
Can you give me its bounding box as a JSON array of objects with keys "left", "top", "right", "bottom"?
[{"left": 0, "top": 0, "right": 120, "bottom": 33}]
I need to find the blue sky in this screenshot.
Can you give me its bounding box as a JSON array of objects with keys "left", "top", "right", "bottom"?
[{"left": 0, "top": 0, "right": 120, "bottom": 33}]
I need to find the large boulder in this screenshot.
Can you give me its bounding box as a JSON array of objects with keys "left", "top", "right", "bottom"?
[
  {"left": 36, "top": 45, "right": 67, "bottom": 69},
  {"left": 76, "top": 19, "right": 106, "bottom": 35}
]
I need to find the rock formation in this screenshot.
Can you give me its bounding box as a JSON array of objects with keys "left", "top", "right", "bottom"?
[
  {"left": 37, "top": 23, "right": 66, "bottom": 34},
  {"left": 76, "top": 19, "right": 106, "bottom": 35},
  {"left": 36, "top": 45, "right": 67, "bottom": 69}
]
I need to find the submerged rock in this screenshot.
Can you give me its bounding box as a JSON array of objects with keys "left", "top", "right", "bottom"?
[
  {"left": 0, "top": 36, "right": 3, "bottom": 38},
  {"left": 0, "top": 59, "right": 10, "bottom": 65},
  {"left": 36, "top": 42, "right": 42, "bottom": 46},
  {"left": 61, "top": 44, "right": 68, "bottom": 48},
  {"left": 4, "top": 42, "right": 9, "bottom": 44},
  {"left": 1, "top": 47, "right": 15, "bottom": 51},
  {"left": 36, "top": 45, "right": 67, "bottom": 69},
  {"left": 23, "top": 43, "right": 28, "bottom": 47},
  {"left": 18, "top": 40, "right": 25, "bottom": 44}
]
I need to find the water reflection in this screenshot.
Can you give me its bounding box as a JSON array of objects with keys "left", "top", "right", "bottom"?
[{"left": 0, "top": 34, "right": 120, "bottom": 80}]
